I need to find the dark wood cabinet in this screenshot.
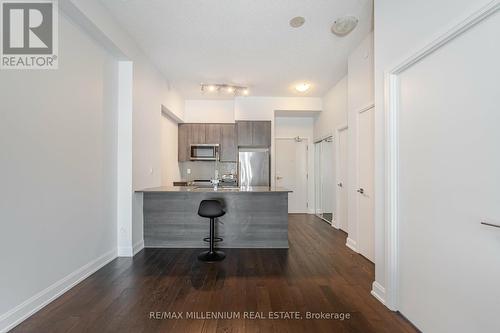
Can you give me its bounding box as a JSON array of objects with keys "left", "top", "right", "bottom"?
[
  {"left": 178, "top": 124, "right": 190, "bottom": 162},
  {"left": 236, "top": 121, "right": 253, "bottom": 146},
  {"left": 252, "top": 121, "right": 272, "bottom": 147},
  {"left": 178, "top": 123, "right": 238, "bottom": 162},
  {"left": 220, "top": 124, "right": 237, "bottom": 162},
  {"left": 205, "top": 124, "right": 221, "bottom": 144},
  {"left": 189, "top": 123, "right": 206, "bottom": 144},
  {"left": 236, "top": 121, "right": 271, "bottom": 147},
  {"left": 178, "top": 121, "right": 270, "bottom": 161}
]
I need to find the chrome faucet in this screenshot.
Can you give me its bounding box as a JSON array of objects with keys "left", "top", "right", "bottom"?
[
  {"left": 211, "top": 169, "right": 220, "bottom": 190},
  {"left": 210, "top": 178, "right": 220, "bottom": 190}
]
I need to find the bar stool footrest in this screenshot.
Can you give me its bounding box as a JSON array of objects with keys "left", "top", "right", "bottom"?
[{"left": 203, "top": 237, "right": 223, "bottom": 243}]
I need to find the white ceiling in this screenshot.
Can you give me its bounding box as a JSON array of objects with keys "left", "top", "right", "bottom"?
[{"left": 101, "top": 0, "right": 373, "bottom": 99}]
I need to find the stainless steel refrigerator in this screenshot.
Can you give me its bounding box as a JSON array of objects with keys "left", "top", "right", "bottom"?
[{"left": 238, "top": 148, "right": 270, "bottom": 187}]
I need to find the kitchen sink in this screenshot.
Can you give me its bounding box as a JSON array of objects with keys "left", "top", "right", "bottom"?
[{"left": 192, "top": 186, "right": 240, "bottom": 192}]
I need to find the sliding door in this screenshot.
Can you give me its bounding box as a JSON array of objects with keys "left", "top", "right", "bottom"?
[{"left": 315, "top": 138, "right": 334, "bottom": 223}]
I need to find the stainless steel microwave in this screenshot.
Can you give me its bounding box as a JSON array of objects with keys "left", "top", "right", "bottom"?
[{"left": 190, "top": 144, "right": 219, "bottom": 161}]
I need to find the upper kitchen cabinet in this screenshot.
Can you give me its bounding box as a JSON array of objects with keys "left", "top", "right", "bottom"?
[
  {"left": 178, "top": 123, "right": 206, "bottom": 161},
  {"left": 178, "top": 124, "right": 190, "bottom": 162},
  {"left": 252, "top": 121, "right": 272, "bottom": 147},
  {"left": 189, "top": 123, "right": 206, "bottom": 144},
  {"left": 205, "top": 124, "right": 221, "bottom": 144},
  {"left": 237, "top": 121, "right": 271, "bottom": 147},
  {"left": 178, "top": 123, "right": 238, "bottom": 162},
  {"left": 220, "top": 124, "right": 237, "bottom": 162},
  {"left": 236, "top": 121, "right": 253, "bottom": 146}
]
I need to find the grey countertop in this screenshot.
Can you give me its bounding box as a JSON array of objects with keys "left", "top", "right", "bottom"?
[{"left": 136, "top": 186, "right": 292, "bottom": 193}]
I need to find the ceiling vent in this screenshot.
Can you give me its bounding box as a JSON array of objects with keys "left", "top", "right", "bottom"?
[{"left": 331, "top": 16, "right": 358, "bottom": 36}]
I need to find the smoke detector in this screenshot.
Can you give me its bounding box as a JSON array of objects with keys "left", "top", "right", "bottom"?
[
  {"left": 289, "top": 16, "right": 305, "bottom": 28},
  {"left": 331, "top": 16, "right": 358, "bottom": 36}
]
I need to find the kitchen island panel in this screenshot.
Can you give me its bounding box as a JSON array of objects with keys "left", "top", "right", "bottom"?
[{"left": 143, "top": 191, "right": 289, "bottom": 248}]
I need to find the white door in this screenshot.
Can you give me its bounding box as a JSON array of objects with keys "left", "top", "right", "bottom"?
[
  {"left": 336, "top": 127, "right": 348, "bottom": 232},
  {"left": 396, "top": 11, "right": 500, "bottom": 332},
  {"left": 357, "top": 107, "right": 374, "bottom": 262},
  {"left": 314, "top": 138, "right": 335, "bottom": 223},
  {"left": 276, "top": 139, "right": 308, "bottom": 213}
]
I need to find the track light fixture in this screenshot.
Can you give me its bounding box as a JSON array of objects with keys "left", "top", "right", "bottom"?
[{"left": 201, "top": 83, "right": 249, "bottom": 96}]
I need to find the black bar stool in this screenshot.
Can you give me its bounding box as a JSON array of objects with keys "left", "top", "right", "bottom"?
[{"left": 197, "top": 200, "right": 226, "bottom": 262}]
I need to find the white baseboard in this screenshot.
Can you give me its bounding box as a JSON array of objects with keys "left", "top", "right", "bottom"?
[
  {"left": 133, "top": 240, "right": 144, "bottom": 255},
  {"left": 345, "top": 237, "right": 357, "bottom": 252},
  {"left": 118, "top": 240, "right": 144, "bottom": 257},
  {"left": 371, "top": 281, "right": 386, "bottom": 306},
  {"left": 117, "top": 246, "right": 133, "bottom": 257},
  {"left": 0, "top": 249, "right": 117, "bottom": 333}
]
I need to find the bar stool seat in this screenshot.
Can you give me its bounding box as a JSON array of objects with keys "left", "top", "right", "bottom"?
[
  {"left": 197, "top": 200, "right": 226, "bottom": 262},
  {"left": 198, "top": 200, "right": 226, "bottom": 218}
]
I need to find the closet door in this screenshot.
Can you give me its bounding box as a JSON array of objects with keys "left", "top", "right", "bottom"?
[{"left": 397, "top": 11, "right": 500, "bottom": 332}]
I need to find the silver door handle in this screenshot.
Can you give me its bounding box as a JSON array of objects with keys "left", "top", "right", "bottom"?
[
  {"left": 357, "top": 188, "right": 364, "bottom": 194},
  {"left": 337, "top": 182, "right": 343, "bottom": 187},
  {"left": 481, "top": 221, "right": 500, "bottom": 228}
]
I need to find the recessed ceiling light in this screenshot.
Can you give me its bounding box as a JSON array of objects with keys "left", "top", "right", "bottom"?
[
  {"left": 295, "top": 82, "right": 311, "bottom": 93},
  {"left": 331, "top": 16, "right": 358, "bottom": 36},
  {"left": 289, "top": 16, "right": 305, "bottom": 28}
]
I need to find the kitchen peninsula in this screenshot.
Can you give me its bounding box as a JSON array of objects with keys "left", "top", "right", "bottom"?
[{"left": 137, "top": 186, "right": 291, "bottom": 248}]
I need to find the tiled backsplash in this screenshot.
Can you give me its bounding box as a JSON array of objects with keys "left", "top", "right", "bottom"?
[{"left": 179, "top": 161, "right": 238, "bottom": 181}]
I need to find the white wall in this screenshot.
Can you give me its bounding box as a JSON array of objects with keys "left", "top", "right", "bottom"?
[
  {"left": 182, "top": 97, "right": 323, "bottom": 188},
  {"left": 61, "top": 0, "right": 184, "bottom": 256},
  {"left": 275, "top": 117, "right": 316, "bottom": 213},
  {"left": 161, "top": 114, "right": 181, "bottom": 186},
  {"left": 235, "top": 97, "right": 322, "bottom": 187},
  {"left": 0, "top": 2, "right": 184, "bottom": 329},
  {"left": 235, "top": 97, "right": 322, "bottom": 121},
  {"left": 313, "top": 77, "right": 348, "bottom": 227},
  {"left": 314, "top": 77, "right": 348, "bottom": 140},
  {"left": 346, "top": 32, "right": 374, "bottom": 255},
  {"left": 373, "top": 0, "right": 492, "bottom": 307},
  {"left": 117, "top": 61, "right": 134, "bottom": 257},
  {"left": 131, "top": 57, "right": 184, "bottom": 249},
  {"left": 132, "top": 56, "right": 173, "bottom": 189},
  {"left": 184, "top": 100, "right": 235, "bottom": 123},
  {"left": 348, "top": 33, "right": 374, "bottom": 112},
  {"left": 0, "top": 15, "right": 118, "bottom": 331}
]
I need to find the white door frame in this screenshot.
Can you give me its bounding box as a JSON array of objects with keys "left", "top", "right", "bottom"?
[
  {"left": 379, "top": 0, "right": 499, "bottom": 311},
  {"left": 353, "top": 104, "right": 374, "bottom": 253},
  {"left": 275, "top": 137, "right": 309, "bottom": 213},
  {"left": 314, "top": 136, "right": 335, "bottom": 226},
  {"left": 334, "top": 124, "right": 348, "bottom": 230}
]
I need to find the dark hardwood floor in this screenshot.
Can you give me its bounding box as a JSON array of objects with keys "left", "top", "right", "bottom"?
[{"left": 12, "top": 214, "right": 417, "bottom": 333}]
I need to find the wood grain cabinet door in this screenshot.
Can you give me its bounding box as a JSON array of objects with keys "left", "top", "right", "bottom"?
[
  {"left": 190, "top": 124, "right": 206, "bottom": 144},
  {"left": 178, "top": 124, "right": 190, "bottom": 161},
  {"left": 205, "top": 124, "right": 221, "bottom": 144},
  {"left": 252, "top": 121, "right": 271, "bottom": 147},
  {"left": 237, "top": 121, "right": 253, "bottom": 146},
  {"left": 220, "top": 124, "right": 237, "bottom": 162}
]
